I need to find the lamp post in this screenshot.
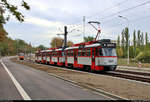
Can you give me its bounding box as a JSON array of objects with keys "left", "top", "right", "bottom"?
[{"left": 118, "top": 15, "right": 130, "bottom": 65}]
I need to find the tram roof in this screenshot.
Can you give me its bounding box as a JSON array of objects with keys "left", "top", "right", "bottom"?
[
  {"left": 85, "top": 43, "right": 101, "bottom": 48},
  {"left": 55, "top": 48, "right": 63, "bottom": 51},
  {"left": 41, "top": 50, "right": 52, "bottom": 52},
  {"left": 65, "top": 46, "right": 78, "bottom": 50},
  {"left": 65, "top": 43, "right": 101, "bottom": 50}
]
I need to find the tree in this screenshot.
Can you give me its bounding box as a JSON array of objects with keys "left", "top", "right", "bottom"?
[
  {"left": 0, "top": 37, "right": 34, "bottom": 56},
  {"left": 133, "top": 30, "right": 136, "bottom": 57},
  {"left": 129, "top": 46, "right": 134, "bottom": 58},
  {"left": 38, "top": 45, "right": 46, "bottom": 50},
  {"left": 117, "top": 35, "right": 120, "bottom": 48},
  {"left": 124, "top": 27, "right": 129, "bottom": 51},
  {"left": 67, "top": 41, "right": 74, "bottom": 47},
  {"left": 84, "top": 36, "right": 94, "bottom": 42},
  {"left": 141, "top": 32, "right": 144, "bottom": 47},
  {"left": 50, "top": 37, "right": 74, "bottom": 48},
  {"left": 50, "top": 37, "right": 63, "bottom": 48},
  {"left": 0, "top": 0, "right": 30, "bottom": 24},
  {"left": 0, "top": 23, "right": 7, "bottom": 41},
  {"left": 117, "top": 48, "right": 123, "bottom": 58},
  {"left": 133, "top": 30, "right": 136, "bottom": 49},
  {"left": 145, "top": 32, "right": 148, "bottom": 46},
  {"left": 121, "top": 29, "right": 125, "bottom": 57},
  {"left": 121, "top": 29, "right": 125, "bottom": 48},
  {"left": 135, "top": 51, "right": 150, "bottom": 63},
  {"left": 0, "top": 0, "right": 30, "bottom": 42},
  {"left": 137, "top": 30, "right": 141, "bottom": 47}
]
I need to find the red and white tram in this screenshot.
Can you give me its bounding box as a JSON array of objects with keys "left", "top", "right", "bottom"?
[
  {"left": 35, "top": 39, "right": 117, "bottom": 71},
  {"left": 35, "top": 51, "right": 42, "bottom": 63}
]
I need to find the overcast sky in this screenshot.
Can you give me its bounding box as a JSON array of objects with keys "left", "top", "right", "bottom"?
[{"left": 4, "top": 0, "right": 150, "bottom": 47}]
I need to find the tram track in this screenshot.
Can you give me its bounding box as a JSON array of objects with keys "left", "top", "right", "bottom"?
[
  {"left": 105, "top": 71, "right": 150, "bottom": 83},
  {"left": 115, "top": 70, "right": 150, "bottom": 77}
]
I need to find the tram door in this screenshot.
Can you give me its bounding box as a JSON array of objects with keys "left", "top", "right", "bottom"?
[
  {"left": 91, "top": 48, "right": 95, "bottom": 70},
  {"left": 92, "top": 48, "right": 95, "bottom": 62},
  {"left": 49, "top": 52, "right": 51, "bottom": 63},
  {"left": 74, "top": 49, "right": 77, "bottom": 67}
]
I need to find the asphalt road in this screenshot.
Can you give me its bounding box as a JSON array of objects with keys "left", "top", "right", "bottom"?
[{"left": 0, "top": 57, "right": 112, "bottom": 100}]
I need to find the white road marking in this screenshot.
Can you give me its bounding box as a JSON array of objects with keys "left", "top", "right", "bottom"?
[{"left": 0, "top": 60, "right": 31, "bottom": 100}]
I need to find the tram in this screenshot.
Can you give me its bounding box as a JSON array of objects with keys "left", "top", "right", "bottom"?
[{"left": 35, "top": 39, "right": 117, "bottom": 71}]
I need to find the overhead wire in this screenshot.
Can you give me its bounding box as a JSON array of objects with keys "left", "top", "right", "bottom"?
[
  {"left": 85, "top": 0, "right": 129, "bottom": 21},
  {"left": 60, "top": 0, "right": 150, "bottom": 40},
  {"left": 102, "top": 13, "right": 150, "bottom": 32},
  {"left": 100, "top": 0, "right": 150, "bottom": 22},
  {"left": 70, "top": 0, "right": 129, "bottom": 26},
  {"left": 66, "top": 0, "right": 129, "bottom": 32}
]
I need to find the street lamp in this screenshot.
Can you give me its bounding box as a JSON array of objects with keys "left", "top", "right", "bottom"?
[{"left": 118, "top": 15, "right": 130, "bottom": 65}]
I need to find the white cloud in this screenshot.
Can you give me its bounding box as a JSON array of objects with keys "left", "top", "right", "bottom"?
[
  {"left": 4, "top": 0, "right": 150, "bottom": 47},
  {"left": 25, "top": 16, "right": 64, "bottom": 28}
]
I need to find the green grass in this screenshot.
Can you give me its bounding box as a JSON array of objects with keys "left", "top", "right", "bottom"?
[{"left": 118, "top": 58, "right": 150, "bottom": 68}]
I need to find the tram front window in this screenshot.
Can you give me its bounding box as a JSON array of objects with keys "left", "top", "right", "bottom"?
[
  {"left": 102, "top": 48, "right": 116, "bottom": 56},
  {"left": 19, "top": 53, "right": 24, "bottom": 56}
]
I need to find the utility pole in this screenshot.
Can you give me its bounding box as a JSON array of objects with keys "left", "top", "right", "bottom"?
[
  {"left": 57, "top": 26, "right": 68, "bottom": 49},
  {"left": 83, "top": 16, "right": 85, "bottom": 42},
  {"left": 118, "top": 15, "right": 130, "bottom": 65},
  {"left": 64, "top": 26, "right": 68, "bottom": 48}
]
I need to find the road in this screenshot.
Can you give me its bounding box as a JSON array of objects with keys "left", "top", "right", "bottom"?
[{"left": 0, "top": 57, "right": 112, "bottom": 100}]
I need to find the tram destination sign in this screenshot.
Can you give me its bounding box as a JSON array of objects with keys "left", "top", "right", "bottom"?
[{"left": 102, "top": 43, "right": 116, "bottom": 48}]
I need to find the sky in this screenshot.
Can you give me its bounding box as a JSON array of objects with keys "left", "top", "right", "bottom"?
[{"left": 3, "top": 0, "right": 150, "bottom": 47}]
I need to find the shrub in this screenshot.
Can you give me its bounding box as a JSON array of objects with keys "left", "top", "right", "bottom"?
[{"left": 135, "top": 51, "right": 150, "bottom": 63}]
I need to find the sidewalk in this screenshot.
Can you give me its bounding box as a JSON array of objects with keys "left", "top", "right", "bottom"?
[{"left": 118, "top": 65, "right": 150, "bottom": 72}]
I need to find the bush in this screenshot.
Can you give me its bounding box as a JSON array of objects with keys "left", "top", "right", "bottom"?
[{"left": 135, "top": 51, "right": 150, "bottom": 63}]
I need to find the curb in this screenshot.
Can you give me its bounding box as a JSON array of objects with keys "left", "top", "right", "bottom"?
[{"left": 48, "top": 73, "right": 128, "bottom": 100}]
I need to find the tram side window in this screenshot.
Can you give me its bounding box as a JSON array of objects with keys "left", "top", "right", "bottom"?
[
  {"left": 66, "top": 51, "right": 68, "bottom": 56},
  {"left": 74, "top": 50, "right": 77, "bottom": 56},
  {"left": 48, "top": 53, "right": 51, "bottom": 57},
  {"left": 57, "top": 52, "right": 59, "bottom": 56},
  {"left": 99, "top": 48, "right": 103, "bottom": 56},
  {"left": 67, "top": 50, "right": 70, "bottom": 56},
  {"left": 82, "top": 49, "right": 86, "bottom": 56},
  {"left": 92, "top": 48, "right": 95, "bottom": 56},
  {"left": 50, "top": 53, "right": 52, "bottom": 57},
  {"left": 60, "top": 52, "right": 62, "bottom": 56},
  {"left": 78, "top": 50, "right": 82, "bottom": 56},
  {"left": 52, "top": 52, "right": 56, "bottom": 56},
  {"left": 58, "top": 52, "right": 61, "bottom": 57},
  {"left": 70, "top": 50, "right": 74, "bottom": 56},
  {"left": 86, "top": 48, "right": 91, "bottom": 56},
  {"left": 55, "top": 52, "right": 58, "bottom": 56},
  {"left": 43, "top": 53, "right": 45, "bottom": 57},
  {"left": 45, "top": 53, "right": 47, "bottom": 56}
]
